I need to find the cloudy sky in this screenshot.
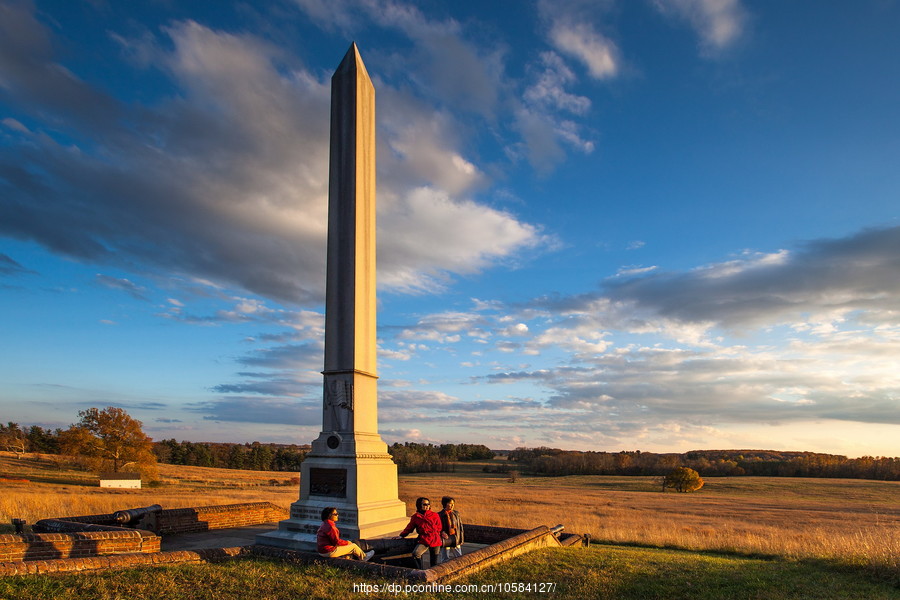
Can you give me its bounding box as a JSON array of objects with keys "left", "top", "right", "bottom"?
[{"left": 2, "top": 0, "right": 899, "bottom": 457}]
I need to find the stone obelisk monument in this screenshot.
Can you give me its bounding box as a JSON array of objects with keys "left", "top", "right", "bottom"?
[{"left": 257, "top": 43, "right": 408, "bottom": 550}]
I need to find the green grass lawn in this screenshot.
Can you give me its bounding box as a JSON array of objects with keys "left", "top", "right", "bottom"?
[{"left": 2, "top": 545, "right": 897, "bottom": 600}]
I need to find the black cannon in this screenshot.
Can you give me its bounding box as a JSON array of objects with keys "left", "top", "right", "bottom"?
[{"left": 113, "top": 504, "right": 162, "bottom": 527}]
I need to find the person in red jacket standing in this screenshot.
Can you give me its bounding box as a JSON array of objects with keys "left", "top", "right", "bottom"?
[
  {"left": 395, "top": 497, "right": 442, "bottom": 569},
  {"left": 316, "top": 506, "right": 374, "bottom": 561}
]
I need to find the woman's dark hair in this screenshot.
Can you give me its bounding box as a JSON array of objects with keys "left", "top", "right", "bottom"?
[
  {"left": 441, "top": 496, "right": 454, "bottom": 507},
  {"left": 321, "top": 506, "right": 337, "bottom": 521},
  {"left": 415, "top": 497, "right": 431, "bottom": 510}
]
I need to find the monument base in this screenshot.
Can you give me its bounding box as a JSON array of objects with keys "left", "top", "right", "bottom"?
[
  {"left": 256, "top": 438, "right": 410, "bottom": 552},
  {"left": 256, "top": 498, "right": 409, "bottom": 551}
]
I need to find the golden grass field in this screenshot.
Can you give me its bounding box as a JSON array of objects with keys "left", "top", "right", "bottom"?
[{"left": 2, "top": 452, "right": 898, "bottom": 575}]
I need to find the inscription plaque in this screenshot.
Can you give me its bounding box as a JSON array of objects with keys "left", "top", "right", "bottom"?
[{"left": 309, "top": 467, "right": 347, "bottom": 497}]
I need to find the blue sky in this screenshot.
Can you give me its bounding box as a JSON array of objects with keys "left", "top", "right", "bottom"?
[{"left": 2, "top": 0, "right": 900, "bottom": 456}]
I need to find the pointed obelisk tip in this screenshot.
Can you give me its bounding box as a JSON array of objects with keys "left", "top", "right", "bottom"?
[{"left": 335, "top": 42, "right": 370, "bottom": 81}]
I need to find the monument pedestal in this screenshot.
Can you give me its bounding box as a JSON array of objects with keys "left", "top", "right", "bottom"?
[{"left": 257, "top": 433, "right": 408, "bottom": 550}]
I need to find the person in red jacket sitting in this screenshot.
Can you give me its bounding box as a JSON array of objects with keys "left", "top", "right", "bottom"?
[
  {"left": 316, "top": 506, "right": 374, "bottom": 561},
  {"left": 395, "top": 497, "right": 442, "bottom": 569}
]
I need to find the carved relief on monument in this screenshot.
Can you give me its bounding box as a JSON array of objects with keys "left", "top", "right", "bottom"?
[{"left": 324, "top": 375, "right": 354, "bottom": 432}]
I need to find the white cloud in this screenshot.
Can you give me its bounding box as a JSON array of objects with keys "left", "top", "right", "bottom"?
[
  {"left": 549, "top": 21, "right": 619, "bottom": 79},
  {"left": 2, "top": 118, "right": 30, "bottom": 134},
  {"left": 379, "top": 187, "right": 542, "bottom": 292},
  {"left": 602, "top": 227, "right": 900, "bottom": 330},
  {"left": 295, "top": 0, "right": 504, "bottom": 119},
  {"left": 450, "top": 225, "right": 900, "bottom": 437},
  {"left": 373, "top": 2, "right": 505, "bottom": 118},
  {"left": 379, "top": 347, "right": 412, "bottom": 361},
  {"left": 95, "top": 274, "right": 148, "bottom": 300},
  {"left": 524, "top": 325, "right": 611, "bottom": 357},
  {"left": 291, "top": 0, "right": 361, "bottom": 31},
  {"left": 379, "top": 90, "right": 487, "bottom": 196},
  {"left": 511, "top": 106, "right": 595, "bottom": 173},
  {"left": 293, "top": 0, "right": 597, "bottom": 178},
  {"left": 1, "top": 11, "right": 542, "bottom": 305},
  {"left": 514, "top": 11, "right": 605, "bottom": 172},
  {"left": 615, "top": 265, "right": 658, "bottom": 277},
  {"left": 499, "top": 323, "right": 530, "bottom": 337},
  {"left": 524, "top": 52, "right": 592, "bottom": 115},
  {"left": 653, "top": 0, "right": 747, "bottom": 53},
  {"left": 397, "top": 310, "right": 490, "bottom": 344}
]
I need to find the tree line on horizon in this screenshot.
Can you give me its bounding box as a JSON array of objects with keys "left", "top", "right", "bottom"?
[
  {"left": 6, "top": 414, "right": 897, "bottom": 481},
  {"left": 151, "top": 440, "right": 495, "bottom": 473},
  {"left": 505, "top": 447, "right": 900, "bottom": 481},
  {"left": 152, "top": 439, "right": 309, "bottom": 472},
  {"left": 1, "top": 420, "right": 494, "bottom": 474},
  {"left": 388, "top": 442, "right": 495, "bottom": 472}
]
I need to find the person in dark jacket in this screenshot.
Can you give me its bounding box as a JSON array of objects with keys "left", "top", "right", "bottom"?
[
  {"left": 396, "top": 497, "right": 442, "bottom": 568},
  {"left": 316, "top": 506, "right": 374, "bottom": 561},
  {"left": 438, "top": 496, "right": 464, "bottom": 562}
]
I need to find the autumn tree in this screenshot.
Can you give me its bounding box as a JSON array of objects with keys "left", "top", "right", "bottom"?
[
  {"left": 0, "top": 422, "right": 27, "bottom": 458},
  {"left": 61, "top": 407, "right": 157, "bottom": 477},
  {"left": 663, "top": 466, "right": 704, "bottom": 493}
]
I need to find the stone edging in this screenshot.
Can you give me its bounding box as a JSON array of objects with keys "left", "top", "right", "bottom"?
[
  {"left": 0, "top": 522, "right": 583, "bottom": 580},
  {"left": 425, "top": 525, "right": 570, "bottom": 583},
  {"left": 0, "top": 546, "right": 249, "bottom": 577},
  {"left": 251, "top": 524, "right": 583, "bottom": 584}
]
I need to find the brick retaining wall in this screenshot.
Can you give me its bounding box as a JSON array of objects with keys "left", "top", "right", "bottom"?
[
  {"left": 0, "top": 546, "right": 247, "bottom": 577},
  {"left": 152, "top": 502, "right": 288, "bottom": 535},
  {"left": 0, "top": 530, "right": 160, "bottom": 562}
]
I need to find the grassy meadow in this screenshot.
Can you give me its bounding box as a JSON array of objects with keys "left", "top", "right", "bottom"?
[
  {"left": 2, "top": 545, "right": 899, "bottom": 600},
  {"left": 2, "top": 451, "right": 899, "bottom": 597},
  {"left": 403, "top": 462, "right": 900, "bottom": 573}
]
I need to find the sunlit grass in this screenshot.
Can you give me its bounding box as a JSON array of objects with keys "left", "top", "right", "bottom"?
[
  {"left": 1, "top": 546, "right": 898, "bottom": 600},
  {"left": 396, "top": 464, "right": 900, "bottom": 579},
  {"left": 0, "top": 453, "right": 297, "bottom": 528}
]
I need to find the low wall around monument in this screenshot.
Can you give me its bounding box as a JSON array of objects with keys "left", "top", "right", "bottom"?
[
  {"left": 0, "top": 503, "right": 584, "bottom": 583},
  {"left": 0, "top": 546, "right": 247, "bottom": 576},
  {"left": 0, "top": 529, "right": 160, "bottom": 562},
  {"left": 152, "top": 502, "right": 288, "bottom": 535},
  {"left": 0, "top": 501, "right": 285, "bottom": 570}
]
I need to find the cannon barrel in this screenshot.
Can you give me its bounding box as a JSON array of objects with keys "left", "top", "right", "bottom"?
[
  {"left": 34, "top": 519, "right": 125, "bottom": 533},
  {"left": 113, "top": 504, "right": 162, "bottom": 526}
]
